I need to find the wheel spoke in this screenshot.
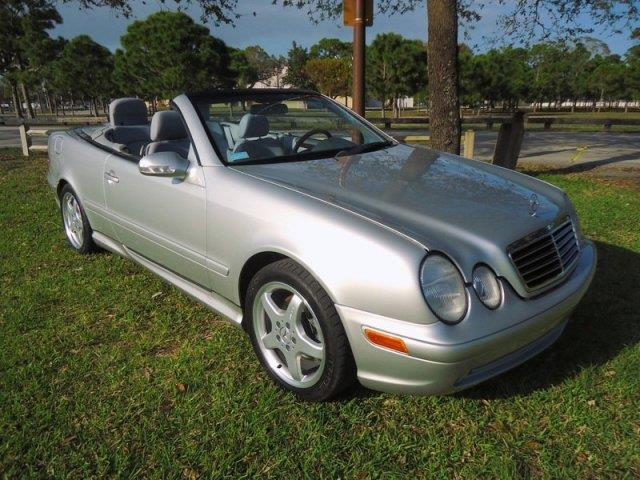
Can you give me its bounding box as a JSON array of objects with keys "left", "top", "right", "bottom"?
[
  {"left": 64, "top": 200, "right": 72, "bottom": 221},
  {"left": 296, "top": 333, "right": 324, "bottom": 360},
  {"left": 261, "top": 292, "right": 284, "bottom": 323},
  {"left": 284, "top": 350, "right": 304, "bottom": 381},
  {"left": 286, "top": 293, "right": 304, "bottom": 323},
  {"left": 261, "top": 330, "right": 280, "bottom": 350}
]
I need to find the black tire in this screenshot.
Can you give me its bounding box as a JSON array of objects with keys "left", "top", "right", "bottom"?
[
  {"left": 59, "top": 184, "right": 97, "bottom": 254},
  {"left": 245, "top": 258, "right": 356, "bottom": 401}
]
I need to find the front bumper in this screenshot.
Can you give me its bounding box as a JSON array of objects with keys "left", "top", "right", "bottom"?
[{"left": 337, "top": 240, "right": 597, "bottom": 395}]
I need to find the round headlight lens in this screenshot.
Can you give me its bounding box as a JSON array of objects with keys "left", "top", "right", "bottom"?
[
  {"left": 472, "top": 265, "right": 502, "bottom": 309},
  {"left": 420, "top": 254, "right": 468, "bottom": 324}
]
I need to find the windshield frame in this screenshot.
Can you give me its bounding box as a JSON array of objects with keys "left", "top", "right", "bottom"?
[{"left": 187, "top": 89, "right": 396, "bottom": 167}]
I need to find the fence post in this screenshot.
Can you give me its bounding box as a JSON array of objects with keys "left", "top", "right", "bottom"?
[
  {"left": 493, "top": 112, "right": 525, "bottom": 169},
  {"left": 19, "top": 124, "right": 30, "bottom": 157},
  {"left": 463, "top": 129, "right": 475, "bottom": 159}
]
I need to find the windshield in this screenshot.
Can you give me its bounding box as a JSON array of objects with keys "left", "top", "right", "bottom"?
[{"left": 190, "top": 91, "right": 391, "bottom": 165}]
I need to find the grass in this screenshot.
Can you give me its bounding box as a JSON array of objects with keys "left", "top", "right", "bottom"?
[{"left": 1, "top": 148, "right": 639, "bottom": 478}]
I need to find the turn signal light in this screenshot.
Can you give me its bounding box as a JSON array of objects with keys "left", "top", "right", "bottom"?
[{"left": 364, "top": 328, "right": 409, "bottom": 354}]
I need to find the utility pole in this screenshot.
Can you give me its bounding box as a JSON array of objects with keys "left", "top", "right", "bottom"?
[
  {"left": 344, "top": 0, "right": 372, "bottom": 118},
  {"left": 352, "top": 0, "right": 366, "bottom": 116}
]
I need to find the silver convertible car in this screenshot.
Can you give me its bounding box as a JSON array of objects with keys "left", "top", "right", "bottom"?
[{"left": 48, "top": 90, "right": 596, "bottom": 401}]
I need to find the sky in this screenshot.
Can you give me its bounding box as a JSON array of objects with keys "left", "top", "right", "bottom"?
[{"left": 51, "top": 0, "right": 635, "bottom": 56}]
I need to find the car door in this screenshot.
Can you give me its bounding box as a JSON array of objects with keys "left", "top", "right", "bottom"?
[{"left": 103, "top": 150, "right": 210, "bottom": 288}]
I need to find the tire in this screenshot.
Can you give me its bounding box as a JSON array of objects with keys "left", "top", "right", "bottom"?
[
  {"left": 59, "top": 184, "right": 97, "bottom": 254},
  {"left": 245, "top": 259, "right": 356, "bottom": 401}
]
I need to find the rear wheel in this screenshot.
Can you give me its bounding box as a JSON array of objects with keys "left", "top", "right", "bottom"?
[
  {"left": 245, "top": 259, "right": 355, "bottom": 401},
  {"left": 60, "top": 185, "right": 97, "bottom": 254}
]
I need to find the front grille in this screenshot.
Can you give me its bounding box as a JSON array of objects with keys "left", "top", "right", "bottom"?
[{"left": 508, "top": 218, "right": 580, "bottom": 292}]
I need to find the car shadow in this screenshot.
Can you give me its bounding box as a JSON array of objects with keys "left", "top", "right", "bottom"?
[
  {"left": 532, "top": 151, "right": 640, "bottom": 174},
  {"left": 459, "top": 240, "right": 639, "bottom": 400},
  {"left": 337, "top": 241, "right": 639, "bottom": 402}
]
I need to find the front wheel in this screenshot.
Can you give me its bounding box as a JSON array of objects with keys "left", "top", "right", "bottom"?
[
  {"left": 245, "top": 259, "right": 356, "bottom": 401},
  {"left": 59, "top": 185, "right": 97, "bottom": 254}
]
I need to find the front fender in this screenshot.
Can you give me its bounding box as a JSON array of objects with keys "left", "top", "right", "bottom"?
[{"left": 205, "top": 166, "right": 437, "bottom": 325}]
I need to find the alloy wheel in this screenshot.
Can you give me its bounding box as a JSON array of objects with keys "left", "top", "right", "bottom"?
[
  {"left": 62, "top": 192, "right": 84, "bottom": 249},
  {"left": 252, "top": 281, "right": 326, "bottom": 388}
]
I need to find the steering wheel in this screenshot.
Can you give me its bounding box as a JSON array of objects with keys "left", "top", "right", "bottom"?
[{"left": 293, "top": 129, "right": 332, "bottom": 152}]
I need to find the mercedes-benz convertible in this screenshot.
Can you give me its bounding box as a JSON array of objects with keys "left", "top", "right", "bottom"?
[{"left": 47, "top": 89, "right": 596, "bottom": 401}]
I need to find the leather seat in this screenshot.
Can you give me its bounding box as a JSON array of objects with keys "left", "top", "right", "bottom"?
[
  {"left": 104, "top": 98, "right": 150, "bottom": 155},
  {"left": 145, "top": 110, "right": 190, "bottom": 158},
  {"left": 233, "top": 114, "right": 284, "bottom": 159}
]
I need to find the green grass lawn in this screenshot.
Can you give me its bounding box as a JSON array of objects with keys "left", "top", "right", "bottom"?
[{"left": 1, "top": 149, "right": 638, "bottom": 478}]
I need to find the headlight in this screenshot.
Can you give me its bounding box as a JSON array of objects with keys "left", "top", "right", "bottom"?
[
  {"left": 472, "top": 265, "right": 503, "bottom": 309},
  {"left": 420, "top": 254, "right": 468, "bottom": 324}
]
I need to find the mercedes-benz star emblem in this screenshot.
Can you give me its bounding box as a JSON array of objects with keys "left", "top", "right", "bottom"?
[{"left": 528, "top": 193, "right": 540, "bottom": 217}]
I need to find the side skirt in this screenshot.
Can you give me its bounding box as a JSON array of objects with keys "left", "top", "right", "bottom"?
[{"left": 92, "top": 231, "right": 244, "bottom": 326}]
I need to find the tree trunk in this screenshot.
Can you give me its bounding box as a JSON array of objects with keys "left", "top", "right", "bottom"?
[
  {"left": 427, "top": 0, "right": 460, "bottom": 154},
  {"left": 36, "top": 91, "right": 44, "bottom": 115},
  {"left": 19, "top": 82, "right": 35, "bottom": 119},
  {"left": 9, "top": 80, "right": 23, "bottom": 119}
]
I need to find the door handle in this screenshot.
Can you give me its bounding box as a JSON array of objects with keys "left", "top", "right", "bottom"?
[{"left": 104, "top": 170, "right": 119, "bottom": 184}]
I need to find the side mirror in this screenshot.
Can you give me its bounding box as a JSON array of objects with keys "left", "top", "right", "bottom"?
[{"left": 139, "top": 151, "right": 189, "bottom": 179}]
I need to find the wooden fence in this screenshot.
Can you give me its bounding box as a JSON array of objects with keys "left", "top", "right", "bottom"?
[
  {"left": 526, "top": 116, "right": 640, "bottom": 131},
  {"left": 19, "top": 125, "right": 51, "bottom": 157},
  {"left": 375, "top": 113, "right": 525, "bottom": 169}
]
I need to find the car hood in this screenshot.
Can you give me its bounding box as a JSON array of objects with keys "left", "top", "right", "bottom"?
[{"left": 232, "top": 144, "right": 569, "bottom": 287}]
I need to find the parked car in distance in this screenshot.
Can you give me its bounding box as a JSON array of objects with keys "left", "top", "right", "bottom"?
[{"left": 48, "top": 90, "right": 597, "bottom": 401}]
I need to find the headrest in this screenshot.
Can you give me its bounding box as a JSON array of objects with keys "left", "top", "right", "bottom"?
[
  {"left": 150, "top": 111, "right": 187, "bottom": 141},
  {"left": 249, "top": 103, "right": 288, "bottom": 115},
  {"left": 238, "top": 114, "right": 269, "bottom": 139},
  {"left": 109, "top": 98, "right": 148, "bottom": 126}
]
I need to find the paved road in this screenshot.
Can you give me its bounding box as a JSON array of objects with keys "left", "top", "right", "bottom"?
[
  {"left": 2, "top": 126, "right": 639, "bottom": 173},
  {"left": 392, "top": 130, "right": 640, "bottom": 172}
]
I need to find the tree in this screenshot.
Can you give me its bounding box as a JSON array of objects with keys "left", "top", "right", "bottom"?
[
  {"left": 458, "top": 44, "right": 481, "bottom": 110},
  {"left": 0, "top": 0, "right": 61, "bottom": 118},
  {"left": 229, "top": 48, "right": 259, "bottom": 88},
  {"left": 304, "top": 58, "right": 350, "bottom": 99},
  {"left": 47, "top": 0, "right": 640, "bottom": 155},
  {"left": 427, "top": 0, "right": 460, "bottom": 152},
  {"left": 113, "top": 11, "right": 234, "bottom": 103},
  {"left": 51, "top": 35, "right": 113, "bottom": 115},
  {"left": 367, "top": 33, "right": 427, "bottom": 118},
  {"left": 283, "top": 42, "right": 316, "bottom": 90},
  {"left": 626, "top": 29, "right": 640, "bottom": 107},
  {"left": 309, "top": 38, "right": 352, "bottom": 60},
  {"left": 467, "top": 47, "right": 530, "bottom": 111},
  {"left": 242, "top": 46, "right": 283, "bottom": 87},
  {"left": 588, "top": 55, "right": 627, "bottom": 110},
  {"left": 277, "top": 0, "right": 640, "bottom": 155}
]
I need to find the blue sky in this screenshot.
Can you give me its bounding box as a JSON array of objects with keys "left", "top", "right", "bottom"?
[{"left": 52, "top": 0, "right": 635, "bottom": 55}]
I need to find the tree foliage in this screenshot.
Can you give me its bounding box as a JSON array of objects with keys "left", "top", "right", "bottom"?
[
  {"left": 0, "top": 0, "right": 62, "bottom": 117},
  {"left": 309, "top": 38, "right": 352, "bottom": 60},
  {"left": 304, "top": 57, "right": 350, "bottom": 98},
  {"left": 113, "top": 11, "right": 234, "bottom": 99},
  {"left": 367, "top": 33, "right": 426, "bottom": 117},
  {"left": 229, "top": 48, "right": 258, "bottom": 88},
  {"left": 51, "top": 35, "right": 114, "bottom": 113},
  {"left": 282, "top": 42, "right": 316, "bottom": 90},
  {"left": 241, "top": 45, "right": 283, "bottom": 87}
]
